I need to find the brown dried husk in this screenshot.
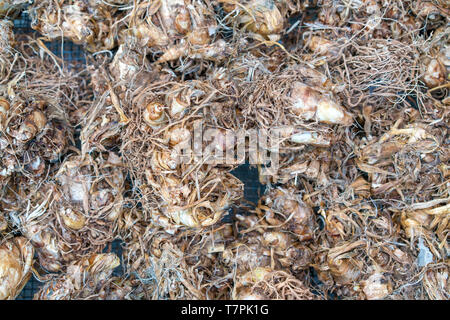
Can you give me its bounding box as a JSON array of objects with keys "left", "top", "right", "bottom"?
[
  {"left": 355, "top": 118, "right": 447, "bottom": 204},
  {"left": 0, "top": 35, "right": 89, "bottom": 188},
  {"left": 217, "top": 0, "right": 285, "bottom": 41},
  {"left": 257, "top": 186, "right": 317, "bottom": 242},
  {"left": 120, "top": 0, "right": 228, "bottom": 67},
  {"left": 0, "top": 236, "right": 34, "bottom": 300},
  {"left": 33, "top": 253, "right": 131, "bottom": 300},
  {"left": 233, "top": 268, "right": 320, "bottom": 300},
  {"left": 29, "top": 0, "right": 130, "bottom": 52},
  {"left": 117, "top": 79, "right": 244, "bottom": 232},
  {"left": 17, "top": 151, "right": 126, "bottom": 272},
  {"left": 231, "top": 57, "right": 352, "bottom": 134}
]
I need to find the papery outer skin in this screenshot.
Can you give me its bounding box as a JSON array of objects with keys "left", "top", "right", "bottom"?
[{"left": 0, "top": 237, "right": 34, "bottom": 300}]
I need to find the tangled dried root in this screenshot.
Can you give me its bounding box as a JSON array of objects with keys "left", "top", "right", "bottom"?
[
  {"left": 34, "top": 253, "right": 128, "bottom": 300},
  {"left": 29, "top": 0, "right": 129, "bottom": 52},
  {"left": 338, "top": 38, "right": 424, "bottom": 108},
  {"left": 17, "top": 151, "right": 126, "bottom": 272},
  {"left": 0, "top": 36, "right": 89, "bottom": 187},
  {"left": 122, "top": 218, "right": 235, "bottom": 299},
  {"left": 234, "top": 268, "right": 320, "bottom": 300}
]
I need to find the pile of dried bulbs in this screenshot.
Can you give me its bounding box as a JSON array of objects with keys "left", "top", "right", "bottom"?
[{"left": 0, "top": 0, "right": 448, "bottom": 300}]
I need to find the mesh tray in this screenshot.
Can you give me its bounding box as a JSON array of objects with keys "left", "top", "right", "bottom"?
[
  {"left": 13, "top": 12, "right": 86, "bottom": 63},
  {"left": 11, "top": 11, "right": 265, "bottom": 300}
]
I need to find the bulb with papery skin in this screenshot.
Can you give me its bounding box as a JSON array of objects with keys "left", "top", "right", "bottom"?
[
  {"left": 261, "top": 187, "right": 316, "bottom": 241},
  {"left": 423, "top": 58, "right": 446, "bottom": 89},
  {"left": 143, "top": 102, "right": 166, "bottom": 129},
  {"left": 362, "top": 273, "right": 392, "bottom": 300},
  {"left": 0, "top": 237, "right": 34, "bottom": 300},
  {"left": 290, "top": 82, "right": 353, "bottom": 126},
  {"left": 220, "top": 0, "right": 284, "bottom": 41},
  {"left": 30, "top": 0, "right": 128, "bottom": 52},
  {"left": 307, "top": 36, "right": 341, "bottom": 59},
  {"left": 0, "top": 97, "right": 10, "bottom": 128},
  {"left": 35, "top": 253, "right": 121, "bottom": 300}
]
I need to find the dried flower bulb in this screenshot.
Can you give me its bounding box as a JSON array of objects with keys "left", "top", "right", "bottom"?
[
  {"left": 174, "top": 7, "right": 191, "bottom": 34},
  {"left": 109, "top": 44, "right": 148, "bottom": 83},
  {"left": 0, "top": 97, "right": 10, "bottom": 128},
  {"left": 35, "top": 253, "right": 120, "bottom": 300},
  {"left": 282, "top": 243, "right": 313, "bottom": 271},
  {"left": 20, "top": 152, "right": 125, "bottom": 272},
  {"left": 96, "top": 278, "right": 134, "bottom": 300},
  {"left": 285, "top": 201, "right": 315, "bottom": 241},
  {"left": 189, "top": 39, "right": 229, "bottom": 61},
  {"left": 56, "top": 159, "right": 92, "bottom": 203},
  {"left": 423, "top": 267, "right": 449, "bottom": 300},
  {"left": 361, "top": 272, "right": 392, "bottom": 300},
  {"left": 15, "top": 110, "right": 47, "bottom": 142},
  {"left": 122, "top": 19, "right": 169, "bottom": 47},
  {"left": 30, "top": 0, "right": 126, "bottom": 52},
  {"left": 203, "top": 128, "right": 236, "bottom": 156},
  {"left": 262, "top": 231, "right": 290, "bottom": 250},
  {"left": 363, "top": 123, "right": 437, "bottom": 155},
  {"left": 222, "top": 240, "right": 271, "bottom": 273},
  {"left": 122, "top": 0, "right": 220, "bottom": 64},
  {"left": 187, "top": 27, "right": 210, "bottom": 46},
  {"left": 235, "top": 288, "right": 268, "bottom": 300},
  {"left": 306, "top": 36, "right": 341, "bottom": 59},
  {"left": 156, "top": 40, "right": 229, "bottom": 64},
  {"left": 290, "top": 82, "right": 352, "bottom": 125},
  {"left": 236, "top": 266, "right": 271, "bottom": 284},
  {"left": 327, "top": 240, "right": 365, "bottom": 284},
  {"left": 262, "top": 188, "right": 316, "bottom": 241},
  {"left": 401, "top": 204, "right": 449, "bottom": 246},
  {"left": 164, "top": 207, "right": 198, "bottom": 228},
  {"left": 59, "top": 207, "right": 86, "bottom": 230},
  {"left": 170, "top": 94, "right": 190, "bottom": 118},
  {"left": 155, "top": 44, "right": 187, "bottom": 64},
  {"left": 143, "top": 102, "right": 167, "bottom": 128},
  {"left": 37, "top": 120, "right": 70, "bottom": 162},
  {"left": 87, "top": 253, "right": 121, "bottom": 276},
  {"left": 22, "top": 221, "right": 62, "bottom": 272},
  {"left": 423, "top": 58, "right": 446, "bottom": 88},
  {"left": 0, "top": 237, "right": 34, "bottom": 300},
  {"left": 56, "top": 152, "right": 125, "bottom": 219},
  {"left": 146, "top": 162, "right": 243, "bottom": 231},
  {"left": 220, "top": 0, "right": 284, "bottom": 40},
  {"left": 167, "top": 126, "right": 191, "bottom": 147},
  {"left": 422, "top": 29, "right": 449, "bottom": 90},
  {"left": 62, "top": 5, "right": 93, "bottom": 41},
  {"left": 280, "top": 127, "right": 331, "bottom": 147},
  {"left": 159, "top": 0, "right": 190, "bottom": 38},
  {"left": 23, "top": 154, "right": 45, "bottom": 177},
  {"left": 0, "top": 153, "right": 17, "bottom": 181}
]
